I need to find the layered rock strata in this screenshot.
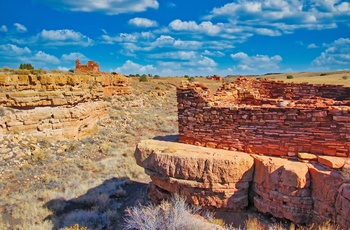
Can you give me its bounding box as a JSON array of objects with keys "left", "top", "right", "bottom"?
[
  {"left": 0, "top": 73, "right": 131, "bottom": 138},
  {"left": 177, "top": 77, "right": 350, "bottom": 157},
  {"left": 135, "top": 140, "right": 350, "bottom": 229},
  {"left": 135, "top": 139, "right": 254, "bottom": 211}
]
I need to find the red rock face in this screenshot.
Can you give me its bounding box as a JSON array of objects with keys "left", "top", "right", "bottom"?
[{"left": 177, "top": 77, "right": 350, "bottom": 158}]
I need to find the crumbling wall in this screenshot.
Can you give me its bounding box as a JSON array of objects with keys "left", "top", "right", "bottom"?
[
  {"left": 75, "top": 59, "right": 100, "bottom": 73},
  {"left": 177, "top": 78, "right": 350, "bottom": 157}
]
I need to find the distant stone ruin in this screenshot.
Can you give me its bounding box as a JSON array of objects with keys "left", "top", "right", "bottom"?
[
  {"left": 207, "top": 74, "right": 224, "bottom": 82},
  {"left": 75, "top": 59, "right": 100, "bottom": 74}
]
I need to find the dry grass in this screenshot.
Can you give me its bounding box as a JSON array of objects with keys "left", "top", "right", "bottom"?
[{"left": 124, "top": 194, "right": 229, "bottom": 230}]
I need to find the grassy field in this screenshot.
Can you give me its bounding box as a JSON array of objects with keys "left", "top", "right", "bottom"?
[{"left": 0, "top": 71, "right": 348, "bottom": 229}]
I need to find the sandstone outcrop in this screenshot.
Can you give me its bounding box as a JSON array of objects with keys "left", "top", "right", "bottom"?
[
  {"left": 135, "top": 139, "right": 254, "bottom": 211},
  {"left": 178, "top": 77, "right": 350, "bottom": 157},
  {"left": 135, "top": 140, "right": 350, "bottom": 228},
  {"left": 0, "top": 72, "right": 131, "bottom": 138}
]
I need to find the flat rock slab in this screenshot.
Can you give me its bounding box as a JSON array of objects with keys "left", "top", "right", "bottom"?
[
  {"left": 317, "top": 155, "right": 345, "bottom": 169},
  {"left": 298, "top": 152, "right": 318, "bottom": 161},
  {"left": 135, "top": 139, "right": 254, "bottom": 184}
]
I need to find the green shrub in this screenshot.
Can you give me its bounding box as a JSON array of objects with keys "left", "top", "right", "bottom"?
[
  {"left": 139, "top": 75, "right": 148, "bottom": 82},
  {"left": 342, "top": 75, "right": 348, "bottom": 80},
  {"left": 19, "top": 63, "right": 34, "bottom": 70},
  {"left": 320, "top": 73, "right": 327, "bottom": 76},
  {"left": 286, "top": 75, "right": 294, "bottom": 79}
]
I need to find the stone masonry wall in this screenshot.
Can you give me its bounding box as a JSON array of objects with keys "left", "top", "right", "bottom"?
[{"left": 177, "top": 78, "right": 350, "bottom": 157}]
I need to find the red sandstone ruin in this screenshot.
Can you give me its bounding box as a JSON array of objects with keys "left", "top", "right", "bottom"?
[
  {"left": 75, "top": 59, "right": 100, "bottom": 73},
  {"left": 177, "top": 77, "right": 350, "bottom": 158}
]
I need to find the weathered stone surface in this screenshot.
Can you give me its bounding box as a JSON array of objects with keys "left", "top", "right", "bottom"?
[
  {"left": 178, "top": 77, "right": 350, "bottom": 158},
  {"left": 252, "top": 155, "right": 312, "bottom": 224},
  {"left": 335, "top": 183, "right": 350, "bottom": 229},
  {"left": 317, "top": 155, "right": 345, "bottom": 169},
  {"left": 307, "top": 163, "right": 347, "bottom": 224},
  {"left": 135, "top": 139, "right": 254, "bottom": 210},
  {"left": 298, "top": 152, "right": 318, "bottom": 161},
  {"left": 0, "top": 72, "right": 131, "bottom": 139},
  {"left": 136, "top": 140, "right": 350, "bottom": 229}
]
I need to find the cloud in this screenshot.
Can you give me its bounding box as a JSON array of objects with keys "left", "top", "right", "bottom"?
[
  {"left": 202, "top": 50, "right": 225, "bottom": 57},
  {"left": 312, "top": 38, "right": 350, "bottom": 68},
  {"left": 14, "top": 23, "right": 27, "bottom": 33},
  {"left": 38, "top": 0, "right": 159, "bottom": 15},
  {"left": 101, "top": 33, "right": 138, "bottom": 44},
  {"left": 57, "top": 66, "right": 70, "bottom": 71},
  {"left": 0, "top": 44, "right": 31, "bottom": 56},
  {"left": 128, "top": 17, "right": 158, "bottom": 28},
  {"left": 0, "top": 25, "right": 8, "bottom": 33},
  {"left": 307, "top": 43, "right": 319, "bottom": 49},
  {"left": 169, "top": 19, "right": 221, "bottom": 35},
  {"left": 114, "top": 60, "right": 156, "bottom": 74},
  {"left": 31, "top": 51, "right": 61, "bottom": 64},
  {"left": 149, "top": 51, "right": 197, "bottom": 60},
  {"left": 230, "top": 52, "right": 282, "bottom": 72},
  {"left": 205, "top": 0, "right": 349, "bottom": 35},
  {"left": 38, "top": 29, "right": 93, "bottom": 46},
  {"left": 61, "top": 52, "right": 88, "bottom": 62}
]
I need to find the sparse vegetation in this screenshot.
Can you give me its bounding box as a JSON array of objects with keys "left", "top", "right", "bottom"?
[
  {"left": 342, "top": 75, "right": 348, "bottom": 80},
  {"left": 1, "top": 74, "right": 349, "bottom": 229},
  {"left": 286, "top": 75, "right": 294, "bottom": 79},
  {"left": 124, "top": 195, "right": 229, "bottom": 230},
  {"left": 19, "top": 63, "right": 34, "bottom": 70},
  {"left": 139, "top": 75, "right": 148, "bottom": 82}
]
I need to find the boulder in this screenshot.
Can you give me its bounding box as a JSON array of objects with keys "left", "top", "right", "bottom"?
[
  {"left": 251, "top": 155, "right": 312, "bottom": 224},
  {"left": 135, "top": 139, "right": 254, "bottom": 211}
]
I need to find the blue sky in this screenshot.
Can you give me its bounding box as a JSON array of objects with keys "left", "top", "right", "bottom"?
[{"left": 0, "top": 0, "right": 349, "bottom": 76}]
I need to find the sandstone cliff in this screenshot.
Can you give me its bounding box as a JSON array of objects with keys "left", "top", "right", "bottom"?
[
  {"left": 0, "top": 72, "right": 131, "bottom": 139},
  {"left": 135, "top": 140, "right": 350, "bottom": 229}
]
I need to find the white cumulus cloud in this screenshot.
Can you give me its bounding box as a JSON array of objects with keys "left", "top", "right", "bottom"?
[
  {"left": 128, "top": 17, "right": 158, "bottom": 28},
  {"left": 32, "top": 51, "right": 60, "bottom": 64},
  {"left": 312, "top": 38, "right": 350, "bottom": 68},
  {"left": 169, "top": 19, "right": 222, "bottom": 35},
  {"left": 61, "top": 52, "right": 88, "bottom": 62},
  {"left": 39, "top": 29, "right": 93, "bottom": 46},
  {"left": 38, "top": 0, "right": 159, "bottom": 15},
  {"left": 0, "top": 44, "right": 31, "bottom": 56},
  {"left": 114, "top": 60, "right": 156, "bottom": 74},
  {"left": 230, "top": 52, "right": 282, "bottom": 72},
  {"left": 14, "top": 23, "right": 27, "bottom": 33}
]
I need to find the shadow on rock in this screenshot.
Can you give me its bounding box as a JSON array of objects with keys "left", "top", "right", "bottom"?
[{"left": 44, "top": 177, "right": 149, "bottom": 230}]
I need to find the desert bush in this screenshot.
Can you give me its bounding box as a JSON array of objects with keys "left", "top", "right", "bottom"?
[
  {"left": 342, "top": 75, "right": 348, "bottom": 80},
  {"left": 19, "top": 63, "right": 34, "bottom": 70},
  {"left": 124, "top": 194, "right": 228, "bottom": 230},
  {"left": 320, "top": 73, "right": 327, "bottom": 76},
  {"left": 286, "top": 75, "right": 294, "bottom": 79},
  {"left": 139, "top": 75, "right": 148, "bottom": 82}
]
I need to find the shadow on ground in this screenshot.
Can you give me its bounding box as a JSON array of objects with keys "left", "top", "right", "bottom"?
[
  {"left": 44, "top": 177, "right": 149, "bottom": 230},
  {"left": 153, "top": 134, "right": 178, "bottom": 142}
]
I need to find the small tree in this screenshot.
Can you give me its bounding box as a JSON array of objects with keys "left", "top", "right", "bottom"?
[{"left": 19, "top": 63, "right": 34, "bottom": 70}]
